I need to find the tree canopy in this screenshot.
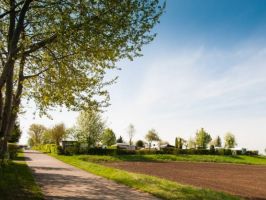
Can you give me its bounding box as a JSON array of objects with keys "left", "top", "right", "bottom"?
[
  {"left": 224, "top": 132, "right": 237, "bottom": 149},
  {"left": 28, "top": 124, "right": 46, "bottom": 146},
  {"left": 211, "top": 136, "right": 222, "bottom": 147},
  {"left": 195, "top": 128, "right": 212, "bottom": 149},
  {"left": 145, "top": 129, "right": 160, "bottom": 148},
  {"left": 8, "top": 120, "right": 22, "bottom": 143},
  {"left": 127, "top": 124, "right": 135, "bottom": 145},
  {"left": 0, "top": 0, "right": 165, "bottom": 156},
  {"left": 101, "top": 128, "right": 116, "bottom": 146},
  {"left": 75, "top": 110, "right": 105, "bottom": 147}
]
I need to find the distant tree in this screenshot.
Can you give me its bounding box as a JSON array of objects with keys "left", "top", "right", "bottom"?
[
  {"left": 75, "top": 110, "right": 105, "bottom": 148},
  {"left": 211, "top": 136, "right": 222, "bottom": 147},
  {"left": 28, "top": 124, "right": 47, "bottom": 146},
  {"left": 195, "top": 128, "right": 212, "bottom": 149},
  {"left": 136, "top": 140, "right": 145, "bottom": 148},
  {"left": 145, "top": 129, "right": 160, "bottom": 149},
  {"left": 175, "top": 137, "right": 185, "bottom": 149},
  {"left": 49, "top": 123, "right": 67, "bottom": 145},
  {"left": 101, "top": 128, "right": 116, "bottom": 146},
  {"left": 224, "top": 133, "right": 237, "bottom": 149},
  {"left": 42, "top": 130, "right": 53, "bottom": 144},
  {"left": 127, "top": 124, "right": 135, "bottom": 145},
  {"left": 8, "top": 120, "right": 22, "bottom": 143},
  {"left": 187, "top": 138, "right": 196, "bottom": 149},
  {"left": 116, "top": 136, "right": 124, "bottom": 143}
]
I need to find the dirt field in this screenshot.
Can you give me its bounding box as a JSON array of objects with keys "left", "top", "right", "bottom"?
[{"left": 105, "top": 161, "right": 266, "bottom": 200}]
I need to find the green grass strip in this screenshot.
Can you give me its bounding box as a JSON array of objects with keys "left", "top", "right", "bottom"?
[
  {"left": 0, "top": 152, "right": 43, "bottom": 200},
  {"left": 77, "top": 154, "right": 266, "bottom": 165},
  {"left": 52, "top": 154, "right": 241, "bottom": 200}
]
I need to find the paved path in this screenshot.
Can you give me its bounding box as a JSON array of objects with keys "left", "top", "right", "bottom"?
[{"left": 24, "top": 150, "right": 159, "bottom": 200}]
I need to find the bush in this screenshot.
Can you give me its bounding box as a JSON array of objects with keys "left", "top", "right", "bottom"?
[
  {"left": 7, "top": 143, "right": 19, "bottom": 159},
  {"left": 216, "top": 148, "right": 232, "bottom": 155},
  {"left": 246, "top": 150, "right": 259, "bottom": 156},
  {"left": 32, "top": 144, "right": 61, "bottom": 154}
]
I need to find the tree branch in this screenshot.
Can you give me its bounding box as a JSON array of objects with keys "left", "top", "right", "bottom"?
[{"left": 23, "top": 68, "right": 49, "bottom": 80}]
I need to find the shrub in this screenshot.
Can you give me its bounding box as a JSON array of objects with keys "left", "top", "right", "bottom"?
[
  {"left": 216, "top": 148, "right": 232, "bottom": 155},
  {"left": 32, "top": 144, "right": 61, "bottom": 154},
  {"left": 246, "top": 150, "right": 258, "bottom": 156},
  {"left": 63, "top": 145, "right": 79, "bottom": 155},
  {"left": 7, "top": 143, "right": 19, "bottom": 159}
]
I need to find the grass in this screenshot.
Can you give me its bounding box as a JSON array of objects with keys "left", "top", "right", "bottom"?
[
  {"left": 51, "top": 154, "right": 241, "bottom": 200},
  {"left": 0, "top": 152, "right": 43, "bottom": 200},
  {"left": 78, "top": 154, "right": 266, "bottom": 165}
]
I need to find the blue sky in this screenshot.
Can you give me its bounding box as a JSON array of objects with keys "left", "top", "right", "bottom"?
[{"left": 20, "top": 0, "right": 266, "bottom": 153}]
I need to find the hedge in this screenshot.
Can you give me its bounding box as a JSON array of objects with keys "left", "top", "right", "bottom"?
[
  {"left": 61, "top": 146, "right": 240, "bottom": 156},
  {"left": 32, "top": 144, "right": 62, "bottom": 154},
  {"left": 7, "top": 143, "right": 20, "bottom": 159},
  {"left": 32, "top": 144, "right": 259, "bottom": 156}
]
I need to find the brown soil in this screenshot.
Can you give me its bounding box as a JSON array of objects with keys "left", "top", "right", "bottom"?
[{"left": 105, "top": 161, "right": 266, "bottom": 200}]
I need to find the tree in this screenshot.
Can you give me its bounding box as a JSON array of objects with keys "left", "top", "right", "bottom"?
[
  {"left": 224, "top": 132, "right": 237, "bottom": 149},
  {"left": 136, "top": 140, "right": 144, "bottom": 148},
  {"left": 211, "top": 136, "right": 222, "bottom": 147},
  {"left": 116, "top": 136, "right": 124, "bottom": 143},
  {"left": 101, "top": 128, "right": 116, "bottom": 146},
  {"left": 127, "top": 124, "right": 135, "bottom": 145},
  {"left": 195, "top": 128, "right": 212, "bottom": 149},
  {"left": 0, "top": 1, "right": 165, "bottom": 157},
  {"left": 28, "top": 124, "right": 46, "bottom": 146},
  {"left": 175, "top": 137, "right": 185, "bottom": 149},
  {"left": 145, "top": 129, "right": 160, "bottom": 149},
  {"left": 8, "top": 120, "right": 22, "bottom": 143},
  {"left": 49, "top": 123, "right": 67, "bottom": 145},
  {"left": 187, "top": 138, "right": 196, "bottom": 149},
  {"left": 75, "top": 110, "right": 105, "bottom": 148}
]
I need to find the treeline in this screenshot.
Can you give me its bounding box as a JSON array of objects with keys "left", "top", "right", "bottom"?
[
  {"left": 28, "top": 110, "right": 118, "bottom": 147},
  {"left": 175, "top": 128, "right": 237, "bottom": 150}
]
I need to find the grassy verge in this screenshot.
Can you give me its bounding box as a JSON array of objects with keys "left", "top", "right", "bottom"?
[
  {"left": 0, "top": 152, "right": 43, "bottom": 200},
  {"left": 52, "top": 154, "right": 241, "bottom": 200},
  {"left": 78, "top": 154, "right": 266, "bottom": 165}
]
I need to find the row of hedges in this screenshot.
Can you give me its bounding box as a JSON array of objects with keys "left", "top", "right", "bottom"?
[
  {"left": 32, "top": 144, "right": 62, "bottom": 154},
  {"left": 62, "top": 146, "right": 259, "bottom": 156},
  {"left": 61, "top": 146, "right": 231, "bottom": 156},
  {"left": 33, "top": 144, "right": 259, "bottom": 156}
]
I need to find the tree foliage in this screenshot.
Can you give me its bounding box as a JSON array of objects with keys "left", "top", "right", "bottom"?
[
  {"left": 145, "top": 129, "right": 160, "bottom": 148},
  {"left": 136, "top": 140, "right": 144, "bottom": 148},
  {"left": 211, "top": 136, "right": 222, "bottom": 147},
  {"left": 187, "top": 138, "right": 196, "bottom": 149},
  {"left": 47, "top": 123, "right": 67, "bottom": 145},
  {"left": 28, "top": 124, "right": 46, "bottom": 146},
  {"left": 224, "top": 132, "right": 237, "bottom": 149},
  {"left": 127, "top": 124, "right": 135, "bottom": 145},
  {"left": 101, "top": 128, "right": 116, "bottom": 146},
  {"left": 195, "top": 128, "right": 212, "bottom": 149},
  {"left": 8, "top": 120, "right": 22, "bottom": 143},
  {"left": 175, "top": 137, "right": 185, "bottom": 149},
  {"left": 0, "top": 0, "right": 165, "bottom": 156},
  {"left": 116, "top": 136, "right": 124, "bottom": 143},
  {"left": 75, "top": 110, "right": 105, "bottom": 147}
]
